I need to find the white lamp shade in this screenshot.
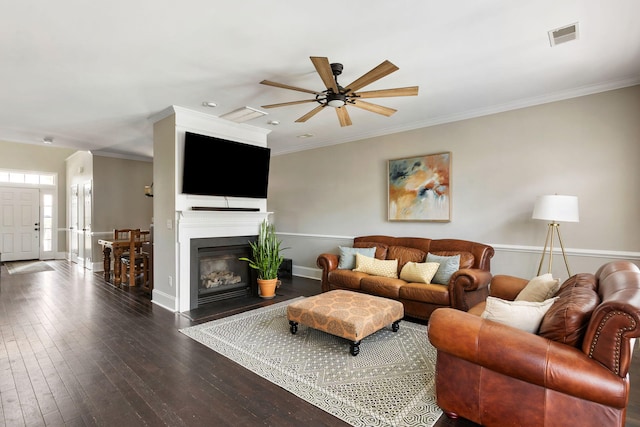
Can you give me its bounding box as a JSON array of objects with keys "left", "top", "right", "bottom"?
[{"left": 532, "top": 195, "right": 579, "bottom": 222}]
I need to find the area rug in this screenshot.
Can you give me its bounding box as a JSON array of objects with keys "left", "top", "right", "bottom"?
[
  {"left": 179, "top": 298, "right": 442, "bottom": 427},
  {"left": 4, "top": 260, "right": 55, "bottom": 275}
]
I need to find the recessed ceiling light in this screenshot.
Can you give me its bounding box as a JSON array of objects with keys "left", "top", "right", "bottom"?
[
  {"left": 43, "top": 136, "right": 53, "bottom": 144},
  {"left": 268, "top": 120, "right": 280, "bottom": 126},
  {"left": 202, "top": 101, "right": 217, "bottom": 107},
  {"left": 297, "top": 133, "right": 314, "bottom": 138}
]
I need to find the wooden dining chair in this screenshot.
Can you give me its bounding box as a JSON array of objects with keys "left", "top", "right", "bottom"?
[
  {"left": 114, "top": 228, "right": 138, "bottom": 240},
  {"left": 120, "top": 229, "right": 150, "bottom": 288},
  {"left": 114, "top": 228, "right": 139, "bottom": 260}
]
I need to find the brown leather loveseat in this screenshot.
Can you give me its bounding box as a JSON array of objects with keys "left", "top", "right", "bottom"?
[
  {"left": 316, "top": 235, "right": 494, "bottom": 321},
  {"left": 428, "top": 261, "right": 640, "bottom": 426}
]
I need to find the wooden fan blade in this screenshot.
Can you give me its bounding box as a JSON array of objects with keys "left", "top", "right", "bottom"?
[
  {"left": 310, "top": 56, "right": 339, "bottom": 93},
  {"left": 336, "top": 106, "right": 352, "bottom": 127},
  {"left": 295, "top": 104, "right": 326, "bottom": 123},
  {"left": 354, "top": 86, "right": 419, "bottom": 98},
  {"left": 344, "top": 60, "right": 399, "bottom": 94},
  {"left": 260, "top": 80, "right": 320, "bottom": 95},
  {"left": 351, "top": 100, "right": 397, "bottom": 117},
  {"left": 262, "top": 99, "right": 318, "bottom": 109}
]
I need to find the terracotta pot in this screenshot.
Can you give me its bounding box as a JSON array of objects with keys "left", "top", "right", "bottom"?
[{"left": 257, "top": 278, "right": 278, "bottom": 299}]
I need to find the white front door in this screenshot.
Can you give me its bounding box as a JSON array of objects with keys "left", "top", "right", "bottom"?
[{"left": 0, "top": 187, "right": 40, "bottom": 261}]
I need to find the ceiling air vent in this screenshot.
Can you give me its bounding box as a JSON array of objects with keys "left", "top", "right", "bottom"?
[{"left": 548, "top": 23, "right": 579, "bottom": 47}]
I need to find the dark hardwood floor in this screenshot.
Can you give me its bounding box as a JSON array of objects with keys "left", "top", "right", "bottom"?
[{"left": 0, "top": 260, "right": 638, "bottom": 426}]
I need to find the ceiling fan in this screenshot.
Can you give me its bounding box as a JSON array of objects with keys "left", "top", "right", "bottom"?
[{"left": 260, "top": 56, "right": 419, "bottom": 127}]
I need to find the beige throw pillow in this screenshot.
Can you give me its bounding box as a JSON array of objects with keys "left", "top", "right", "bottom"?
[
  {"left": 515, "top": 273, "right": 561, "bottom": 302},
  {"left": 399, "top": 262, "right": 440, "bottom": 284},
  {"left": 481, "top": 296, "right": 558, "bottom": 333},
  {"left": 353, "top": 253, "right": 398, "bottom": 278}
]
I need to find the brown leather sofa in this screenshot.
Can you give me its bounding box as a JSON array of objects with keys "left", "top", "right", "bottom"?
[
  {"left": 316, "top": 235, "right": 494, "bottom": 321},
  {"left": 428, "top": 261, "right": 640, "bottom": 427}
]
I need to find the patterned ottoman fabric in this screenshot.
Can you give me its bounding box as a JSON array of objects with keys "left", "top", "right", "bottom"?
[{"left": 287, "top": 290, "right": 404, "bottom": 350}]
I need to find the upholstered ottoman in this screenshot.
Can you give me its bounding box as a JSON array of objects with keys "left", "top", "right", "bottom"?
[{"left": 287, "top": 289, "right": 404, "bottom": 356}]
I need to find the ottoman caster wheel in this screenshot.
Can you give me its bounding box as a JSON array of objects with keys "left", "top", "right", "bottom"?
[
  {"left": 350, "top": 340, "right": 361, "bottom": 356},
  {"left": 392, "top": 320, "right": 400, "bottom": 332},
  {"left": 289, "top": 320, "right": 298, "bottom": 334}
]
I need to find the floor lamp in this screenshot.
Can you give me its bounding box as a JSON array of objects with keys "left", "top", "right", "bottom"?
[{"left": 532, "top": 195, "right": 579, "bottom": 277}]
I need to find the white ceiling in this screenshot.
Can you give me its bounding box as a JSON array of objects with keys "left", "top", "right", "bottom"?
[{"left": 2, "top": 1, "right": 639, "bottom": 159}]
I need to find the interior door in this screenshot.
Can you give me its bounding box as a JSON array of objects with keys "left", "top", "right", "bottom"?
[
  {"left": 0, "top": 186, "right": 40, "bottom": 261},
  {"left": 69, "top": 184, "right": 79, "bottom": 263},
  {"left": 82, "top": 181, "right": 92, "bottom": 268}
]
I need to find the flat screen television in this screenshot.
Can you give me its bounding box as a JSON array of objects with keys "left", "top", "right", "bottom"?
[{"left": 182, "top": 132, "right": 271, "bottom": 198}]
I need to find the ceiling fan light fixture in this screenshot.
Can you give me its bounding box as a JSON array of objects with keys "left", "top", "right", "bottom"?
[
  {"left": 326, "top": 93, "right": 347, "bottom": 108},
  {"left": 260, "top": 56, "right": 418, "bottom": 126}
]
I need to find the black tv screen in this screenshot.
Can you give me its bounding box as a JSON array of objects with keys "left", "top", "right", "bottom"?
[{"left": 182, "top": 132, "right": 271, "bottom": 198}]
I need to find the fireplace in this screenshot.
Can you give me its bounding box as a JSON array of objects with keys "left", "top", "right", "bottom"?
[
  {"left": 176, "top": 210, "right": 269, "bottom": 313},
  {"left": 189, "top": 235, "right": 257, "bottom": 309}
]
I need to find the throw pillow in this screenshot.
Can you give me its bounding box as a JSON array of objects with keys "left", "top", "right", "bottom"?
[
  {"left": 337, "top": 246, "right": 376, "bottom": 270},
  {"left": 353, "top": 253, "right": 398, "bottom": 278},
  {"left": 514, "top": 273, "right": 561, "bottom": 302},
  {"left": 426, "top": 253, "right": 461, "bottom": 285},
  {"left": 430, "top": 251, "right": 474, "bottom": 269},
  {"left": 399, "top": 262, "right": 440, "bottom": 284},
  {"left": 481, "top": 296, "right": 558, "bottom": 334}
]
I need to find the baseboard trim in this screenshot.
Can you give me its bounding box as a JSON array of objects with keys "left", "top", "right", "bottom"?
[
  {"left": 293, "top": 265, "right": 321, "bottom": 280},
  {"left": 151, "top": 289, "right": 177, "bottom": 312}
]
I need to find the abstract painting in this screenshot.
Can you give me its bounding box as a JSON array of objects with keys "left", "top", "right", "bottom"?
[{"left": 388, "top": 152, "right": 451, "bottom": 221}]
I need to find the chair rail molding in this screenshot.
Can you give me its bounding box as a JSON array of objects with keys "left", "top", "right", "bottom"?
[{"left": 491, "top": 243, "right": 640, "bottom": 261}]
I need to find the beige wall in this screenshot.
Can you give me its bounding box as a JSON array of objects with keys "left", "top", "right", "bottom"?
[
  {"left": 92, "top": 155, "right": 153, "bottom": 233},
  {"left": 0, "top": 140, "right": 76, "bottom": 255},
  {"left": 151, "top": 114, "right": 177, "bottom": 310},
  {"left": 268, "top": 85, "right": 640, "bottom": 279}
]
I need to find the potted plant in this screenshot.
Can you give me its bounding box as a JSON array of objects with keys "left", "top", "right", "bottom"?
[{"left": 240, "top": 219, "right": 285, "bottom": 299}]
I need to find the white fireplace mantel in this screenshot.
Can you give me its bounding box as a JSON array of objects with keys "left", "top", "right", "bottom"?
[{"left": 176, "top": 210, "right": 270, "bottom": 312}]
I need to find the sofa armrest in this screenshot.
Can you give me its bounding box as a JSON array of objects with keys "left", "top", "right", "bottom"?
[
  {"left": 489, "top": 274, "right": 529, "bottom": 300},
  {"left": 316, "top": 253, "right": 339, "bottom": 292},
  {"left": 428, "top": 308, "right": 628, "bottom": 408},
  {"left": 448, "top": 268, "right": 492, "bottom": 311}
]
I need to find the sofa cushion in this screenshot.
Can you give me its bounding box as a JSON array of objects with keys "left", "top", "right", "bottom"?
[
  {"left": 556, "top": 273, "right": 598, "bottom": 294},
  {"left": 327, "top": 269, "right": 368, "bottom": 290},
  {"left": 360, "top": 275, "right": 405, "bottom": 299},
  {"left": 427, "top": 253, "right": 461, "bottom": 285},
  {"left": 399, "top": 261, "right": 440, "bottom": 284},
  {"left": 387, "top": 246, "right": 426, "bottom": 274},
  {"left": 538, "top": 274, "right": 600, "bottom": 347},
  {"left": 399, "top": 282, "right": 450, "bottom": 305},
  {"left": 514, "top": 273, "right": 561, "bottom": 302},
  {"left": 468, "top": 301, "right": 486, "bottom": 316},
  {"left": 353, "top": 253, "right": 398, "bottom": 278},
  {"left": 430, "top": 251, "right": 474, "bottom": 269},
  {"left": 481, "top": 296, "right": 558, "bottom": 333},
  {"left": 354, "top": 241, "right": 388, "bottom": 260},
  {"left": 337, "top": 246, "right": 376, "bottom": 270}
]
